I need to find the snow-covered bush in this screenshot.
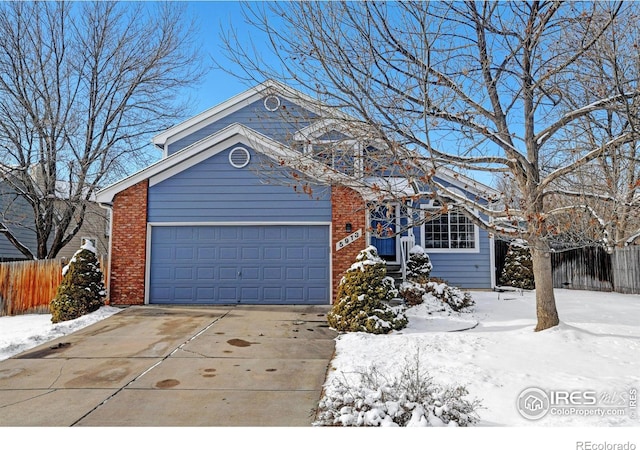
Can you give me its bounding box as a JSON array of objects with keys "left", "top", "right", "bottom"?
[
  {"left": 424, "top": 280, "right": 474, "bottom": 312},
  {"left": 315, "top": 354, "right": 481, "bottom": 427},
  {"left": 398, "top": 281, "right": 426, "bottom": 307},
  {"left": 327, "top": 246, "right": 407, "bottom": 334},
  {"left": 50, "top": 241, "right": 106, "bottom": 323},
  {"left": 499, "top": 240, "right": 535, "bottom": 290},
  {"left": 406, "top": 245, "right": 433, "bottom": 284}
]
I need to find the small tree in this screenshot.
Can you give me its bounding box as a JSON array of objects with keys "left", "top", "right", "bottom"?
[
  {"left": 499, "top": 241, "right": 535, "bottom": 290},
  {"left": 406, "top": 245, "right": 433, "bottom": 284},
  {"left": 327, "top": 246, "right": 407, "bottom": 334},
  {"left": 50, "top": 242, "right": 106, "bottom": 323}
]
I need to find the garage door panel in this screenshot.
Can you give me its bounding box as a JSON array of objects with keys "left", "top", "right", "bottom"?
[
  {"left": 219, "top": 247, "right": 238, "bottom": 260},
  {"left": 219, "top": 267, "right": 237, "bottom": 280},
  {"left": 264, "top": 267, "right": 282, "bottom": 279},
  {"left": 218, "top": 287, "right": 237, "bottom": 301},
  {"left": 196, "top": 287, "right": 214, "bottom": 300},
  {"left": 308, "top": 246, "right": 327, "bottom": 260},
  {"left": 174, "top": 267, "right": 193, "bottom": 280},
  {"left": 308, "top": 267, "right": 327, "bottom": 280},
  {"left": 264, "top": 227, "right": 284, "bottom": 240},
  {"left": 175, "top": 247, "right": 194, "bottom": 260},
  {"left": 241, "top": 267, "right": 260, "bottom": 280},
  {"left": 286, "top": 267, "right": 304, "bottom": 280},
  {"left": 264, "top": 248, "right": 282, "bottom": 259},
  {"left": 220, "top": 228, "right": 240, "bottom": 239},
  {"left": 149, "top": 225, "right": 329, "bottom": 305},
  {"left": 197, "top": 247, "right": 216, "bottom": 260},
  {"left": 176, "top": 227, "right": 195, "bottom": 240},
  {"left": 196, "top": 267, "right": 214, "bottom": 279},
  {"left": 286, "top": 247, "right": 304, "bottom": 260},
  {"left": 242, "top": 247, "right": 260, "bottom": 260}
]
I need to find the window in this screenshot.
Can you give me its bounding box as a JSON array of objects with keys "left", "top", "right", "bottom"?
[
  {"left": 82, "top": 237, "right": 97, "bottom": 248},
  {"left": 422, "top": 206, "right": 478, "bottom": 252},
  {"left": 310, "top": 142, "right": 355, "bottom": 175}
]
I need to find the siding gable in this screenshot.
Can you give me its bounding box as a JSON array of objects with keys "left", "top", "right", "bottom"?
[
  {"left": 167, "top": 98, "right": 318, "bottom": 156},
  {"left": 148, "top": 144, "right": 331, "bottom": 223}
]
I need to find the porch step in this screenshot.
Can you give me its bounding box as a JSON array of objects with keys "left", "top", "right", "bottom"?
[{"left": 386, "top": 263, "right": 404, "bottom": 287}]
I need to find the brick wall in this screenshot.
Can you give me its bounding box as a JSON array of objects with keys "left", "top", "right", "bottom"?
[
  {"left": 331, "top": 186, "right": 367, "bottom": 302},
  {"left": 108, "top": 180, "right": 148, "bottom": 305}
]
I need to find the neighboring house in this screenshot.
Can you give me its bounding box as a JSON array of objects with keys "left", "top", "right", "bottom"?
[
  {"left": 55, "top": 202, "right": 110, "bottom": 262},
  {"left": 0, "top": 178, "right": 38, "bottom": 261},
  {"left": 0, "top": 174, "right": 109, "bottom": 261},
  {"left": 96, "top": 80, "right": 498, "bottom": 306}
]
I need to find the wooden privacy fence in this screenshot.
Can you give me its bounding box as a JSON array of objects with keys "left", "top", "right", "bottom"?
[
  {"left": 611, "top": 246, "right": 640, "bottom": 294},
  {"left": 495, "top": 241, "right": 640, "bottom": 294},
  {"left": 551, "top": 246, "right": 640, "bottom": 294},
  {"left": 551, "top": 247, "right": 613, "bottom": 292},
  {"left": 0, "top": 257, "right": 109, "bottom": 316}
]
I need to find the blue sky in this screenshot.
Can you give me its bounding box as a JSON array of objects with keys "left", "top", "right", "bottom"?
[{"left": 180, "top": 1, "right": 271, "bottom": 115}]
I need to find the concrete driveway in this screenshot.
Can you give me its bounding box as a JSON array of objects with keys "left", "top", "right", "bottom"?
[{"left": 0, "top": 305, "right": 337, "bottom": 426}]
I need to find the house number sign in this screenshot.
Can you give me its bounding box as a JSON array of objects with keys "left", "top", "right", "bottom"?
[{"left": 336, "top": 229, "right": 362, "bottom": 250}]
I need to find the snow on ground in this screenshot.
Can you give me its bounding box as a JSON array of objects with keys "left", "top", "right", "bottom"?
[
  {"left": 0, "top": 306, "right": 121, "bottom": 361},
  {"left": 1, "top": 289, "right": 639, "bottom": 433},
  {"left": 324, "top": 288, "right": 640, "bottom": 427}
]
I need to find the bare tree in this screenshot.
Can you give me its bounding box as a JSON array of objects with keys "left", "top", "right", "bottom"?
[
  {"left": 219, "top": 1, "right": 640, "bottom": 331},
  {"left": 544, "top": 8, "right": 640, "bottom": 248},
  {"left": 0, "top": 1, "right": 204, "bottom": 259}
]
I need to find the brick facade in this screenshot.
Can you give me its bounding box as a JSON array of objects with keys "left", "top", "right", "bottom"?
[
  {"left": 331, "top": 186, "right": 367, "bottom": 303},
  {"left": 108, "top": 180, "right": 148, "bottom": 305}
]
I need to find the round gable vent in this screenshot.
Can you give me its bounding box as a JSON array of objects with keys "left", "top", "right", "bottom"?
[
  {"left": 264, "top": 95, "right": 281, "bottom": 111},
  {"left": 229, "top": 147, "right": 251, "bottom": 168}
]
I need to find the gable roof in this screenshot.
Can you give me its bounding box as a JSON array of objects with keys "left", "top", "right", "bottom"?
[
  {"left": 96, "top": 123, "right": 354, "bottom": 204},
  {"left": 151, "top": 79, "right": 348, "bottom": 154},
  {"left": 99, "top": 80, "right": 499, "bottom": 204}
]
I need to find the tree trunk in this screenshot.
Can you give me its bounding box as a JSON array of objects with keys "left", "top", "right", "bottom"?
[{"left": 531, "top": 246, "right": 559, "bottom": 331}]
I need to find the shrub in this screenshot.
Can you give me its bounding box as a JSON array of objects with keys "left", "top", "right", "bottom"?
[
  {"left": 499, "top": 240, "right": 535, "bottom": 289},
  {"left": 327, "top": 246, "right": 407, "bottom": 334},
  {"left": 315, "top": 354, "right": 482, "bottom": 427},
  {"left": 406, "top": 245, "right": 433, "bottom": 284},
  {"left": 425, "top": 280, "right": 474, "bottom": 312},
  {"left": 50, "top": 242, "right": 106, "bottom": 323},
  {"left": 398, "top": 281, "right": 426, "bottom": 307}
]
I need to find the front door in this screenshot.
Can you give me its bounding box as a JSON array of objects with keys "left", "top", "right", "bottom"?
[{"left": 369, "top": 204, "right": 398, "bottom": 262}]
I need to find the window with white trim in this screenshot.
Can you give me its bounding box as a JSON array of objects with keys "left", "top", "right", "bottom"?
[
  {"left": 421, "top": 204, "right": 479, "bottom": 252},
  {"left": 308, "top": 141, "right": 357, "bottom": 176},
  {"left": 82, "top": 237, "right": 97, "bottom": 248}
]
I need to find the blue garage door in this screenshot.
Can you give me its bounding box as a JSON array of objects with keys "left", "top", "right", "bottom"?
[{"left": 149, "top": 225, "right": 330, "bottom": 305}]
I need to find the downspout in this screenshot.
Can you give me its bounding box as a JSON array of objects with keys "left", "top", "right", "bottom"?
[{"left": 98, "top": 202, "right": 113, "bottom": 303}]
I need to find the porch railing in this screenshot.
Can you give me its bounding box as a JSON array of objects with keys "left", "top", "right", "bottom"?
[{"left": 400, "top": 235, "right": 415, "bottom": 283}]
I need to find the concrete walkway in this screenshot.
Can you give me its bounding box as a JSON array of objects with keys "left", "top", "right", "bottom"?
[{"left": 0, "top": 305, "right": 337, "bottom": 426}]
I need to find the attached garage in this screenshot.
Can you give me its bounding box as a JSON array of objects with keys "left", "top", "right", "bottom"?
[{"left": 148, "top": 224, "right": 331, "bottom": 305}]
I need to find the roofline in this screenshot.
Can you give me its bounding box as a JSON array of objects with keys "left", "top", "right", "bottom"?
[
  {"left": 97, "top": 122, "right": 356, "bottom": 204},
  {"left": 151, "top": 79, "right": 349, "bottom": 149},
  {"left": 99, "top": 123, "right": 265, "bottom": 203},
  {"left": 434, "top": 166, "right": 500, "bottom": 199}
]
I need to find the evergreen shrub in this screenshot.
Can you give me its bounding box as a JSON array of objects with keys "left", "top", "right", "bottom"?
[
  {"left": 50, "top": 242, "right": 106, "bottom": 323},
  {"left": 406, "top": 245, "right": 433, "bottom": 283},
  {"left": 499, "top": 240, "right": 535, "bottom": 290},
  {"left": 327, "top": 246, "right": 407, "bottom": 334}
]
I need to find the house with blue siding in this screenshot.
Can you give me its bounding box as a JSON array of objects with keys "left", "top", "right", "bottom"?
[
  {"left": 96, "top": 80, "right": 498, "bottom": 306},
  {"left": 0, "top": 178, "right": 37, "bottom": 261},
  {"left": 1, "top": 173, "right": 110, "bottom": 261}
]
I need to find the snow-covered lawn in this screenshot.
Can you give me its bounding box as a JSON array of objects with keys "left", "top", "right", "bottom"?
[{"left": 323, "top": 288, "right": 640, "bottom": 427}]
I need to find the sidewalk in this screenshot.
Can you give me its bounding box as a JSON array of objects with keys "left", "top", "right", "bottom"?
[{"left": 0, "top": 305, "right": 337, "bottom": 426}]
